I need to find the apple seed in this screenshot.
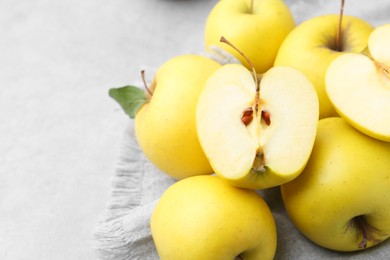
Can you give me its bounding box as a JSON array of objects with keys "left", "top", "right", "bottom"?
[
  {"left": 261, "top": 110, "right": 271, "bottom": 126},
  {"left": 241, "top": 107, "right": 254, "bottom": 126}
]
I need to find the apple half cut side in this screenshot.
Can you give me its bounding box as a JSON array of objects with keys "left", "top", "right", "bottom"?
[
  {"left": 196, "top": 64, "right": 319, "bottom": 189},
  {"left": 326, "top": 24, "right": 390, "bottom": 142},
  {"left": 369, "top": 24, "right": 390, "bottom": 65}
]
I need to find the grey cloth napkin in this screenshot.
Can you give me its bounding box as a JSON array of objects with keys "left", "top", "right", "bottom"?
[
  {"left": 94, "top": 121, "right": 175, "bottom": 260},
  {"left": 94, "top": 1, "right": 390, "bottom": 259}
]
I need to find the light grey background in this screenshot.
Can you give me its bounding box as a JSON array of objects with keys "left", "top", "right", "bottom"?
[{"left": 1, "top": 0, "right": 389, "bottom": 259}]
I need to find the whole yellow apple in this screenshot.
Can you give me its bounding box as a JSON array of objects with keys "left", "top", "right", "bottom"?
[
  {"left": 134, "top": 55, "right": 221, "bottom": 179},
  {"left": 151, "top": 175, "right": 277, "bottom": 260},
  {"left": 274, "top": 15, "right": 373, "bottom": 119},
  {"left": 281, "top": 117, "right": 390, "bottom": 251},
  {"left": 205, "top": 0, "right": 295, "bottom": 74}
]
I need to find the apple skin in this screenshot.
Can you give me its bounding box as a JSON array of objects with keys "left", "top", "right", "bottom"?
[
  {"left": 205, "top": 0, "right": 295, "bottom": 74},
  {"left": 151, "top": 175, "right": 277, "bottom": 260},
  {"left": 135, "top": 55, "right": 221, "bottom": 179},
  {"left": 274, "top": 15, "right": 373, "bottom": 119},
  {"left": 281, "top": 117, "right": 390, "bottom": 252}
]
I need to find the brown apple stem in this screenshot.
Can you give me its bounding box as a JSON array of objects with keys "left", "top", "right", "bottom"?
[
  {"left": 141, "top": 70, "right": 153, "bottom": 96},
  {"left": 220, "top": 36, "right": 261, "bottom": 115},
  {"left": 220, "top": 36, "right": 258, "bottom": 87},
  {"left": 355, "top": 216, "right": 368, "bottom": 249},
  {"left": 335, "top": 0, "right": 345, "bottom": 52},
  {"left": 250, "top": 0, "right": 254, "bottom": 14}
]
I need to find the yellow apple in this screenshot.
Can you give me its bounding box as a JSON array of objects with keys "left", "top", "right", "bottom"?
[
  {"left": 151, "top": 175, "right": 277, "bottom": 260},
  {"left": 274, "top": 14, "right": 373, "bottom": 119},
  {"left": 281, "top": 117, "right": 390, "bottom": 251},
  {"left": 196, "top": 62, "right": 319, "bottom": 190},
  {"left": 110, "top": 55, "right": 221, "bottom": 179},
  {"left": 204, "top": 0, "right": 295, "bottom": 74},
  {"left": 135, "top": 55, "right": 222, "bottom": 179},
  {"left": 326, "top": 24, "right": 390, "bottom": 141}
]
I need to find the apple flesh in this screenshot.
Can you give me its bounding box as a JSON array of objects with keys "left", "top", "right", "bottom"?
[
  {"left": 205, "top": 0, "right": 295, "bottom": 74},
  {"left": 274, "top": 14, "right": 373, "bottom": 119},
  {"left": 281, "top": 117, "right": 390, "bottom": 251},
  {"left": 369, "top": 24, "right": 390, "bottom": 64},
  {"left": 151, "top": 175, "right": 277, "bottom": 260},
  {"left": 196, "top": 64, "right": 319, "bottom": 189},
  {"left": 326, "top": 24, "right": 390, "bottom": 141}
]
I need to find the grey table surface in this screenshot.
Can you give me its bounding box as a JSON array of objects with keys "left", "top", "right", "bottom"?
[{"left": 1, "top": 0, "right": 389, "bottom": 259}]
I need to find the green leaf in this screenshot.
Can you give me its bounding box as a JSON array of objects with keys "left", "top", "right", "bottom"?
[{"left": 109, "top": 86, "right": 147, "bottom": 119}]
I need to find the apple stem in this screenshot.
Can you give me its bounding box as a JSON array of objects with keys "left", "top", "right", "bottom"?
[
  {"left": 219, "top": 36, "right": 261, "bottom": 111},
  {"left": 141, "top": 70, "right": 154, "bottom": 96},
  {"left": 355, "top": 216, "right": 368, "bottom": 249},
  {"left": 250, "top": 0, "right": 254, "bottom": 14},
  {"left": 220, "top": 37, "right": 258, "bottom": 86},
  {"left": 335, "top": 0, "right": 345, "bottom": 52}
]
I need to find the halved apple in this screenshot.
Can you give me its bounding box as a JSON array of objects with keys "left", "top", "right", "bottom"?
[
  {"left": 369, "top": 24, "right": 390, "bottom": 65},
  {"left": 196, "top": 64, "right": 319, "bottom": 189},
  {"left": 326, "top": 24, "right": 390, "bottom": 142}
]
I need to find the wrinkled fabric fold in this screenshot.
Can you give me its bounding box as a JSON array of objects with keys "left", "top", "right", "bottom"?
[{"left": 94, "top": 121, "right": 175, "bottom": 259}]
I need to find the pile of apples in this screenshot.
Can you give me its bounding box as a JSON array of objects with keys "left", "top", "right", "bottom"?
[{"left": 109, "top": 0, "right": 390, "bottom": 259}]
